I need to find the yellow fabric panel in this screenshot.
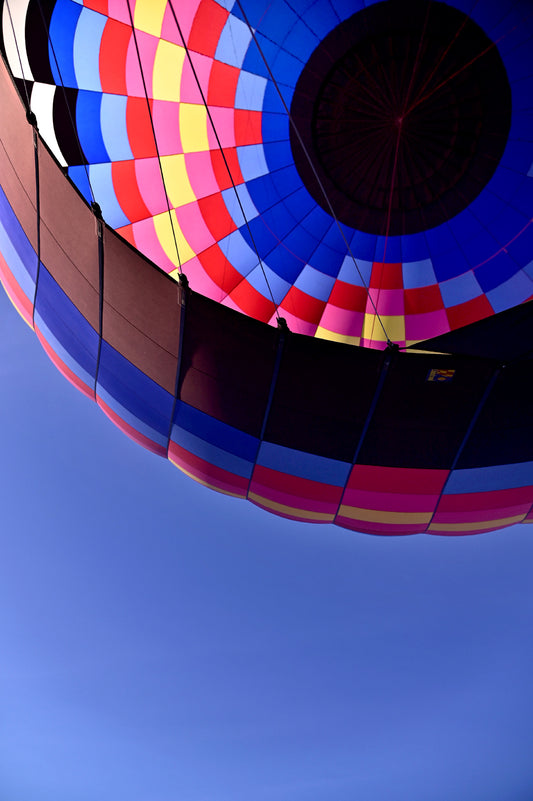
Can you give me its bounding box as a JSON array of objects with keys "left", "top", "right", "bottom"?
[
  {"left": 133, "top": 0, "right": 167, "bottom": 37},
  {"left": 248, "top": 492, "right": 335, "bottom": 522},
  {"left": 429, "top": 514, "right": 526, "bottom": 532},
  {"left": 153, "top": 40, "right": 185, "bottom": 102},
  {"left": 338, "top": 505, "right": 433, "bottom": 525},
  {"left": 153, "top": 210, "right": 195, "bottom": 266},
  {"left": 362, "top": 313, "right": 405, "bottom": 343},
  {"left": 179, "top": 104, "right": 209, "bottom": 152},
  {"left": 315, "top": 326, "right": 361, "bottom": 346},
  {"left": 160, "top": 155, "right": 196, "bottom": 208}
]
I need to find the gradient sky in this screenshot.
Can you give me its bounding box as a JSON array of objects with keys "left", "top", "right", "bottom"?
[{"left": 1, "top": 283, "right": 533, "bottom": 801}]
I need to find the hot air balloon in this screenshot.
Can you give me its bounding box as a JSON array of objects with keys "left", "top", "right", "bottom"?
[{"left": 0, "top": 0, "right": 532, "bottom": 536}]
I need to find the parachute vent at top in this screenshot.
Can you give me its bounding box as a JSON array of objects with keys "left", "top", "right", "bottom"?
[{"left": 0, "top": 0, "right": 532, "bottom": 536}]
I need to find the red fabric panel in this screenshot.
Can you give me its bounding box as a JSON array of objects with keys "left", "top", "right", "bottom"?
[
  {"left": 404, "top": 284, "right": 444, "bottom": 314},
  {"left": 370, "top": 262, "right": 403, "bottom": 289},
  {"left": 208, "top": 61, "right": 239, "bottom": 106},
  {"left": 446, "top": 294, "right": 493, "bottom": 329},
  {"left": 198, "top": 243, "right": 243, "bottom": 294},
  {"left": 438, "top": 486, "right": 533, "bottom": 512},
  {"left": 229, "top": 279, "right": 276, "bottom": 323},
  {"left": 234, "top": 110, "right": 263, "bottom": 146},
  {"left": 169, "top": 441, "right": 249, "bottom": 497},
  {"left": 112, "top": 160, "right": 151, "bottom": 223},
  {"left": 252, "top": 464, "right": 343, "bottom": 504},
  {"left": 281, "top": 286, "right": 326, "bottom": 324},
  {"left": 198, "top": 193, "right": 237, "bottom": 240},
  {"left": 347, "top": 464, "right": 449, "bottom": 494},
  {"left": 126, "top": 97, "right": 157, "bottom": 159},
  {"left": 188, "top": 0, "right": 228, "bottom": 56},
  {"left": 328, "top": 281, "right": 368, "bottom": 310},
  {"left": 210, "top": 147, "right": 243, "bottom": 190},
  {"left": 99, "top": 19, "right": 130, "bottom": 94}
]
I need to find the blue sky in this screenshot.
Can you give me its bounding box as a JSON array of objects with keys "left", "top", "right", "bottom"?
[{"left": 1, "top": 284, "right": 533, "bottom": 801}]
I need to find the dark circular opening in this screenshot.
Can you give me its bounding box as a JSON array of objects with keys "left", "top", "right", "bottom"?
[{"left": 290, "top": 0, "right": 512, "bottom": 236}]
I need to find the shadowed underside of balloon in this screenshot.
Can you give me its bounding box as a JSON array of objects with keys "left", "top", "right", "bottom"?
[{"left": 1, "top": 0, "right": 533, "bottom": 535}]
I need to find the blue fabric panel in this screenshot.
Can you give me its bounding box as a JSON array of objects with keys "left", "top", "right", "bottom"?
[
  {"left": 76, "top": 91, "right": 109, "bottom": 164},
  {"left": 261, "top": 111, "right": 290, "bottom": 144},
  {"left": 329, "top": 0, "right": 365, "bottom": 18},
  {"left": 34, "top": 310, "right": 95, "bottom": 390},
  {"left": 173, "top": 426, "right": 255, "bottom": 477},
  {"left": 294, "top": 264, "right": 335, "bottom": 301},
  {"left": 245, "top": 261, "right": 292, "bottom": 303},
  {"left": 173, "top": 401, "right": 258, "bottom": 462},
  {"left": 400, "top": 232, "right": 430, "bottom": 262},
  {"left": 374, "top": 235, "right": 402, "bottom": 263},
  {"left": 264, "top": 139, "right": 294, "bottom": 172},
  {"left": 261, "top": 111, "right": 289, "bottom": 144},
  {"left": 35, "top": 265, "right": 99, "bottom": 379},
  {"left": 282, "top": 18, "right": 321, "bottom": 63},
  {"left": 0, "top": 185, "right": 38, "bottom": 282},
  {"left": 510, "top": 75, "right": 533, "bottom": 111},
  {"left": 489, "top": 166, "right": 525, "bottom": 203},
  {"left": 247, "top": 166, "right": 303, "bottom": 210},
  {"left": 235, "top": 71, "right": 268, "bottom": 111},
  {"left": 338, "top": 255, "right": 373, "bottom": 287},
  {"left": 98, "top": 386, "right": 168, "bottom": 448},
  {"left": 308, "top": 241, "right": 345, "bottom": 277},
  {"left": 257, "top": 441, "right": 350, "bottom": 486},
  {"left": 302, "top": 0, "right": 342, "bottom": 40},
  {"left": 215, "top": 14, "right": 253, "bottom": 68},
  {"left": 468, "top": 188, "right": 509, "bottom": 226},
  {"left": 489, "top": 206, "right": 530, "bottom": 249},
  {"left": 222, "top": 184, "right": 259, "bottom": 228},
  {"left": 237, "top": 143, "right": 269, "bottom": 181},
  {"left": 500, "top": 138, "right": 533, "bottom": 175},
  {"left": 402, "top": 259, "right": 436, "bottom": 289},
  {"left": 241, "top": 32, "right": 275, "bottom": 79},
  {"left": 505, "top": 178, "right": 533, "bottom": 219},
  {"left": 475, "top": 251, "right": 521, "bottom": 293},
  {"left": 67, "top": 165, "right": 93, "bottom": 205},
  {"left": 97, "top": 340, "right": 173, "bottom": 438},
  {"left": 261, "top": 80, "right": 290, "bottom": 114},
  {"left": 264, "top": 245, "right": 305, "bottom": 286},
  {"left": 349, "top": 230, "right": 377, "bottom": 263},
  {"left": 476, "top": 0, "right": 513, "bottom": 34},
  {"left": 439, "top": 271, "right": 483, "bottom": 307},
  {"left": 72, "top": 7, "right": 106, "bottom": 91},
  {"left": 524, "top": 259, "right": 533, "bottom": 280},
  {"left": 487, "top": 269, "right": 533, "bottom": 313},
  {"left": 219, "top": 230, "right": 259, "bottom": 275},
  {"left": 431, "top": 247, "right": 471, "bottom": 283},
  {"left": 87, "top": 163, "right": 129, "bottom": 228},
  {"left": 461, "top": 230, "right": 502, "bottom": 270},
  {"left": 505, "top": 42, "right": 533, "bottom": 81},
  {"left": 258, "top": 1, "right": 299, "bottom": 43},
  {"left": 241, "top": 213, "right": 280, "bottom": 256},
  {"left": 507, "top": 221, "right": 533, "bottom": 266},
  {"left": 269, "top": 47, "right": 304, "bottom": 87},
  {"left": 49, "top": 0, "right": 82, "bottom": 88},
  {"left": 0, "top": 215, "right": 36, "bottom": 305},
  {"left": 446, "top": 461, "right": 533, "bottom": 494},
  {"left": 100, "top": 94, "right": 133, "bottom": 162},
  {"left": 424, "top": 222, "right": 458, "bottom": 258}
]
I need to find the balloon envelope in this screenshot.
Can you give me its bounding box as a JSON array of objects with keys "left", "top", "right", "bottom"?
[{"left": 1, "top": 0, "right": 532, "bottom": 535}]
